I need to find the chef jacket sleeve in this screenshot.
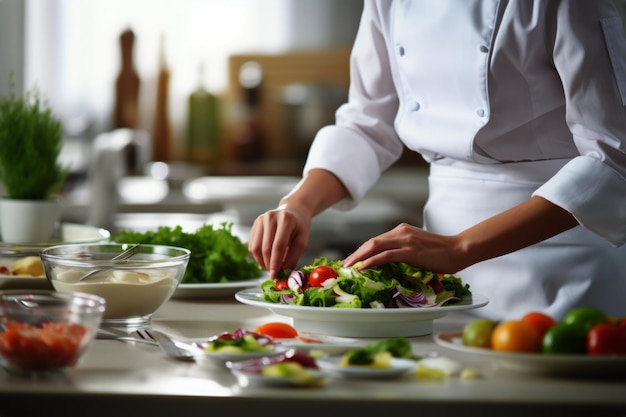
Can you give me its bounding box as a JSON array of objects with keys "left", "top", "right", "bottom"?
[
  {"left": 533, "top": 1, "right": 626, "bottom": 247},
  {"left": 303, "top": 1, "right": 404, "bottom": 209}
]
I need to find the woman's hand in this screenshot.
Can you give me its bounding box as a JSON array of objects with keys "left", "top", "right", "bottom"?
[
  {"left": 248, "top": 204, "right": 312, "bottom": 279},
  {"left": 248, "top": 169, "right": 351, "bottom": 279},
  {"left": 343, "top": 196, "right": 578, "bottom": 274},
  {"left": 342, "top": 223, "right": 467, "bottom": 273}
]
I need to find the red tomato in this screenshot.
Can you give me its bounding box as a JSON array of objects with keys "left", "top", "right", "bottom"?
[
  {"left": 254, "top": 322, "right": 299, "bottom": 339},
  {"left": 586, "top": 322, "right": 626, "bottom": 356},
  {"left": 274, "top": 278, "right": 289, "bottom": 290},
  {"left": 521, "top": 311, "right": 557, "bottom": 339},
  {"left": 308, "top": 265, "right": 338, "bottom": 287}
]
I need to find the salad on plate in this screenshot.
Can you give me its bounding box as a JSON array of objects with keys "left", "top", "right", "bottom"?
[{"left": 261, "top": 257, "right": 471, "bottom": 309}]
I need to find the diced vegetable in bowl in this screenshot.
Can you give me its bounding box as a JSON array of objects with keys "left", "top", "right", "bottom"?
[{"left": 0, "top": 290, "right": 105, "bottom": 376}]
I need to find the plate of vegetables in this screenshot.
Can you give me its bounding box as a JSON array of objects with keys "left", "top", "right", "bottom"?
[
  {"left": 1, "top": 223, "right": 110, "bottom": 290},
  {"left": 235, "top": 257, "right": 487, "bottom": 337},
  {"left": 194, "top": 327, "right": 292, "bottom": 370},
  {"left": 316, "top": 337, "right": 421, "bottom": 379},
  {"left": 111, "top": 223, "right": 264, "bottom": 299},
  {"left": 227, "top": 351, "right": 326, "bottom": 387},
  {"left": 435, "top": 307, "right": 626, "bottom": 377}
]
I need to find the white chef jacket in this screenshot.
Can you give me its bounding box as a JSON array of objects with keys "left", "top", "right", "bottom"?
[{"left": 303, "top": 0, "right": 626, "bottom": 319}]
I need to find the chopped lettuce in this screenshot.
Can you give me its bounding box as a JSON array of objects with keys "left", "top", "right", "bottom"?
[
  {"left": 112, "top": 222, "right": 261, "bottom": 284},
  {"left": 260, "top": 257, "right": 471, "bottom": 309}
]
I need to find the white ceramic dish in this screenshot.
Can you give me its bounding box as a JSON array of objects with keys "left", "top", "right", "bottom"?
[
  {"left": 235, "top": 289, "right": 489, "bottom": 337},
  {"left": 434, "top": 331, "right": 626, "bottom": 377},
  {"left": 316, "top": 356, "right": 417, "bottom": 379},
  {"left": 0, "top": 275, "right": 52, "bottom": 291},
  {"left": 0, "top": 223, "right": 110, "bottom": 255},
  {"left": 194, "top": 345, "right": 293, "bottom": 370},
  {"left": 172, "top": 276, "right": 264, "bottom": 299},
  {"left": 273, "top": 333, "right": 368, "bottom": 356},
  {"left": 0, "top": 223, "right": 110, "bottom": 290},
  {"left": 228, "top": 357, "right": 326, "bottom": 387}
]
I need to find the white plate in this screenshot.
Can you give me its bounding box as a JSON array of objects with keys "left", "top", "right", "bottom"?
[
  {"left": 0, "top": 223, "right": 110, "bottom": 290},
  {"left": 172, "top": 277, "right": 263, "bottom": 299},
  {"left": 273, "top": 333, "right": 368, "bottom": 356},
  {"left": 0, "top": 223, "right": 110, "bottom": 255},
  {"left": 434, "top": 331, "right": 626, "bottom": 377},
  {"left": 235, "top": 289, "right": 488, "bottom": 337},
  {"left": 194, "top": 345, "right": 292, "bottom": 370},
  {"left": 316, "top": 356, "right": 417, "bottom": 379},
  {"left": 228, "top": 356, "right": 327, "bottom": 387}
]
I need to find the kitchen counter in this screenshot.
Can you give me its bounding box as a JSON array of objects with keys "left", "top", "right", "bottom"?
[{"left": 1, "top": 298, "right": 625, "bottom": 417}]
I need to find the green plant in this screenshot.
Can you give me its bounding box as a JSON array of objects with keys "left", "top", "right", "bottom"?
[{"left": 0, "top": 85, "right": 68, "bottom": 199}]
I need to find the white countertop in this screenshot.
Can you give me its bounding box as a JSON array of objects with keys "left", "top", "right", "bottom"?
[{"left": 1, "top": 298, "right": 625, "bottom": 417}]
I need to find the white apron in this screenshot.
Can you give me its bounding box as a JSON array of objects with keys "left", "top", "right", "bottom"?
[{"left": 424, "top": 158, "right": 626, "bottom": 321}]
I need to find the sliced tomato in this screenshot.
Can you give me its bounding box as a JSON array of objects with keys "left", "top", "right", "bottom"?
[
  {"left": 254, "top": 322, "right": 298, "bottom": 339},
  {"left": 0, "top": 320, "right": 88, "bottom": 371},
  {"left": 274, "top": 278, "right": 289, "bottom": 290},
  {"left": 308, "top": 265, "right": 338, "bottom": 287}
]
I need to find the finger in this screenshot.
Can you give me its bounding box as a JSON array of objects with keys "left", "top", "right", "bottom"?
[
  {"left": 356, "top": 248, "right": 406, "bottom": 270},
  {"left": 280, "top": 231, "right": 309, "bottom": 271},
  {"left": 343, "top": 233, "right": 397, "bottom": 266},
  {"left": 248, "top": 220, "right": 265, "bottom": 268},
  {"left": 261, "top": 217, "right": 279, "bottom": 277}
]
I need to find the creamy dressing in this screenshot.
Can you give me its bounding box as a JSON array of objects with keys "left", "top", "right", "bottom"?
[{"left": 52, "top": 267, "right": 178, "bottom": 319}]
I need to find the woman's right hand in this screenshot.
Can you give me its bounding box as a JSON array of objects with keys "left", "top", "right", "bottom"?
[
  {"left": 248, "top": 169, "right": 351, "bottom": 279},
  {"left": 248, "top": 204, "right": 312, "bottom": 279}
]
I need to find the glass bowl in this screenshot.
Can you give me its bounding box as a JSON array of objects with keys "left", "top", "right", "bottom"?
[
  {"left": 0, "top": 290, "right": 105, "bottom": 376},
  {"left": 40, "top": 243, "right": 190, "bottom": 326}
]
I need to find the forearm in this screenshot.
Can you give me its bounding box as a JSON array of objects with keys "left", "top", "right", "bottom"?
[
  {"left": 279, "top": 169, "right": 350, "bottom": 218},
  {"left": 456, "top": 196, "right": 579, "bottom": 268}
]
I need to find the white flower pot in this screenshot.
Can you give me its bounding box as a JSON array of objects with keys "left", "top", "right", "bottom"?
[{"left": 0, "top": 198, "right": 60, "bottom": 243}]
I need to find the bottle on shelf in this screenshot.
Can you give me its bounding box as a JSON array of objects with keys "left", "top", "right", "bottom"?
[
  {"left": 231, "top": 61, "right": 264, "bottom": 163},
  {"left": 152, "top": 33, "right": 172, "bottom": 162},
  {"left": 114, "top": 28, "right": 140, "bottom": 129},
  {"left": 186, "top": 62, "right": 219, "bottom": 165}
]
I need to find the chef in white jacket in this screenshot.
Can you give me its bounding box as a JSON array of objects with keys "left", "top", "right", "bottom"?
[{"left": 249, "top": 0, "right": 626, "bottom": 321}]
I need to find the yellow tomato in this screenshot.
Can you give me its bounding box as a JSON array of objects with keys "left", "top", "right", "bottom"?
[{"left": 490, "top": 320, "right": 542, "bottom": 353}]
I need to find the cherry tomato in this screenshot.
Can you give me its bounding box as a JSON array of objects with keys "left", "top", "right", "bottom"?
[
  {"left": 274, "top": 278, "right": 289, "bottom": 290},
  {"left": 521, "top": 311, "right": 557, "bottom": 340},
  {"left": 490, "top": 320, "right": 542, "bottom": 353},
  {"left": 254, "top": 322, "right": 299, "bottom": 339},
  {"left": 586, "top": 322, "right": 626, "bottom": 356},
  {"left": 462, "top": 318, "right": 497, "bottom": 348},
  {"left": 427, "top": 276, "right": 445, "bottom": 294},
  {"left": 562, "top": 307, "right": 608, "bottom": 335},
  {"left": 541, "top": 323, "right": 586, "bottom": 354},
  {"left": 308, "top": 265, "right": 338, "bottom": 287}
]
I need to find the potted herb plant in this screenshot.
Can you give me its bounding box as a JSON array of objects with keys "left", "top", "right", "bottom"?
[{"left": 0, "top": 84, "right": 68, "bottom": 243}]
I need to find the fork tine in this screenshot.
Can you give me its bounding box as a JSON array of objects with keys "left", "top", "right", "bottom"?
[{"left": 135, "top": 329, "right": 156, "bottom": 342}]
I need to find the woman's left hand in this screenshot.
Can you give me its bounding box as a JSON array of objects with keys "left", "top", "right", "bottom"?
[{"left": 342, "top": 223, "right": 467, "bottom": 273}]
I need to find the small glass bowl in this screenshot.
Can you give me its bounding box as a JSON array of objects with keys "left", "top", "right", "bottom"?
[
  {"left": 0, "top": 290, "right": 105, "bottom": 376},
  {"left": 41, "top": 243, "right": 190, "bottom": 327}
]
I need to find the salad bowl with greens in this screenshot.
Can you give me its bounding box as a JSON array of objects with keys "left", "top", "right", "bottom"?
[
  {"left": 260, "top": 257, "right": 472, "bottom": 309},
  {"left": 236, "top": 258, "right": 487, "bottom": 337}
]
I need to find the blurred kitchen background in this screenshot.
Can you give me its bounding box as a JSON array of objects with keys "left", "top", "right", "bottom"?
[{"left": 0, "top": 0, "right": 429, "bottom": 262}]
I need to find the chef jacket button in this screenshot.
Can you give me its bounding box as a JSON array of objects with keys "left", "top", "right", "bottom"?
[
  {"left": 476, "top": 108, "right": 485, "bottom": 117},
  {"left": 409, "top": 101, "right": 420, "bottom": 111},
  {"left": 397, "top": 45, "right": 405, "bottom": 56},
  {"left": 479, "top": 45, "right": 489, "bottom": 53}
]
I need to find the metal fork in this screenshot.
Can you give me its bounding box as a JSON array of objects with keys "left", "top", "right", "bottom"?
[
  {"left": 135, "top": 329, "right": 198, "bottom": 361},
  {"left": 97, "top": 326, "right": 159, "bottom": 345}
]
